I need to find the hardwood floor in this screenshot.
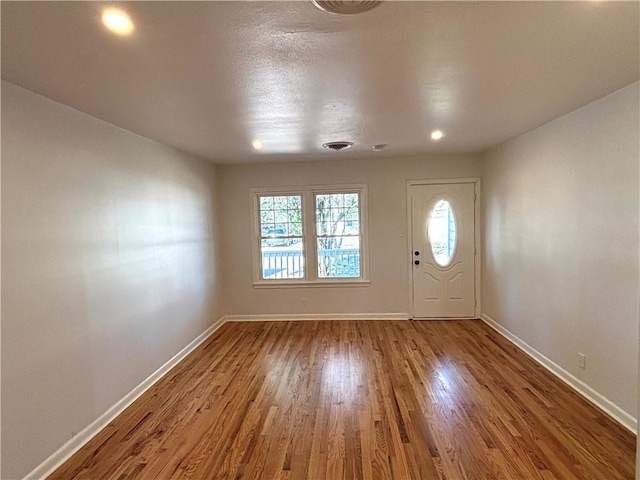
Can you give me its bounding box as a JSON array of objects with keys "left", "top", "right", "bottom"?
[{"left": 49, "top": 320, "right": 635, "bottom": 480}]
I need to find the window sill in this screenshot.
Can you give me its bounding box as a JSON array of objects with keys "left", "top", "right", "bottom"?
[{"left": 253, "top": 279, "right": 371, "bottom": 289}]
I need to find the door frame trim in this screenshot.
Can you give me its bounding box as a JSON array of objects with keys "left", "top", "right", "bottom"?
[{"left": 406, "top": 178, "right": 481, "bottom": 319}]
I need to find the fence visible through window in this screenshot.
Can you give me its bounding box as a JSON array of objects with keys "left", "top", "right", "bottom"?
[
  {"left": 255, "top": 187, "right": 365, "bottom": 282},
  {"left": 258, "top": 194, "right": 304, "bottom": 279},
  {"left": 261, "top": 248, "right": 360, "bottom": 279}
]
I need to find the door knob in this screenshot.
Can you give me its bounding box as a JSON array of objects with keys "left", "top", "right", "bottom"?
[
  {"left": 414, "top": 260, "right": 420, "bottom": 265},
  {"left": 414, "top": 251, "right": 420, "bottom": 256}
]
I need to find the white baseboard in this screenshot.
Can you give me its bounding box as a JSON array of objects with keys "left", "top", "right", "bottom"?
[
  {"left": 25, "top": 317, "right": 227, "bottom": 480},
  {"left": 222, "top": 313, "right": 410, "bottom": 322},
  {"left": 481, "top": 314, "right": 637, "bottom": 434}
]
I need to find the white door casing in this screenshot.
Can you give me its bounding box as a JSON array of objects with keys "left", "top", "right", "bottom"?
[{"left": 410, "top": 182, "right": 477, "bottom": 318}]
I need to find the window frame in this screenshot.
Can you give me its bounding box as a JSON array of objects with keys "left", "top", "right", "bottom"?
[{"left": 250, "top": 184, "right": 369, "bottom": 288}]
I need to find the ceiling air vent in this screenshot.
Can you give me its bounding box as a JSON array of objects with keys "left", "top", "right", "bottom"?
[
  {"left": 322, "top": 141, "right": 354, "bottom": 151},
  {"left": 312, "top": 1, "right": 381, "bottom": 15}
]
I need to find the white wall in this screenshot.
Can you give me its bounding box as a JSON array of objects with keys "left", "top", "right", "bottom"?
[
  {"left": 4, "top": 76, "right": 637, "bottom": 477},
  {"left": 218, "top": 156, "right": 481, "bottom": 316},
  {"left": 481, "top": 82, "right": 640, "bottom": 424},
  {"left": 1, "top": 82, "right": 222, "bottom": 479}
]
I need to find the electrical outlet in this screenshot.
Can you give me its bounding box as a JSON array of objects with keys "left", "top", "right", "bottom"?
[
  {"left": 578, "top": 352, "right": 586, "bottom": 369},
  {"left": 301, "top": 297, "right": 308, "bottom": 308}
]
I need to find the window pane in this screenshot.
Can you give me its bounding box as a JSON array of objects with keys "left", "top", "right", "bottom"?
[
  {"left": 290, "top": 222, "right": 302, "bottom": 236},
  {"left": 315, "top": 192, "right": 361, "bottom": 278},
  {"left": 428, "top": 200, "right": 456, "bottom": 267},
  {"left": 260, "top": 196, "right": 274, "bottom": 210},
  {"left": 289, "top": 196, "right": 301, "bottom": 209},
  {"left": 344, "top": 220, "right": 359, "bottom": 235},
  {"left": 261, "top": 210, "right": 274, "bottom": 224},
  {"left": 274, "top": 196, "right": 289, "bottom": 210},
  {"left": 315, "top": 192, "right": 360, "bottom": 237},
  {"left": 316, "top": 220, "right": 329, "bottom": 235},
  {"left": 344, "top": 193, "right": 358, "bottom": 206},
  {"left": 275, "top": 210, "right": 289, "bottom": 223},
  {"left": 259, "top": 194, "right": 304, "bottom": 279},
  {"left": 317, "top": 237, "right": 360, "bottom": 278},
  {"left": 261, "top": 239, "right": 304, "bottom": 279},
  {"left": 261, "top": 223, "right": 275, "bottom": 236},
  {"left": 315, "top": 194, "right": 330, "bottom": 210}
]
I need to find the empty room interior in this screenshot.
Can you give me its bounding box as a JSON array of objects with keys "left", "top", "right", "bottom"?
[{"left": 2, "top": 1, "right": 639, "bottom": 479}]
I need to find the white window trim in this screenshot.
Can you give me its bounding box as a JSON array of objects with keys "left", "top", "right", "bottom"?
[{"left": 250, "top": 184, "right": 370, "bottom": 288}]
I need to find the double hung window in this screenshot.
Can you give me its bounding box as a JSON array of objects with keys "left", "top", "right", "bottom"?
[{"left": 252, "top": 185, "right": 368, "bottom": 286}]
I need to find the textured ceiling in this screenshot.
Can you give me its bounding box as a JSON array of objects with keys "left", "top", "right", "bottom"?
[{"left": 2, "top": 1, "right": 639, "bottom": 163}]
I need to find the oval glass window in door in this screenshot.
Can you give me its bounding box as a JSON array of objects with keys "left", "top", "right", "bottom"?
[{"left": 428, "top": 200, "right": 457, "bottom": 266}]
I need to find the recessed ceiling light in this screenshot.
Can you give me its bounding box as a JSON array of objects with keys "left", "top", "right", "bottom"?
[
  {"left": 102, "top": 9, "right": 134, "bottom": 36},
  {"left": 430, "top": 130, "right": 444, "bottom": 141},
  {"left": 372, "top": 144, "right": 387, "bottom": 151},
  {"left": 252, "top": 140, "right": 263, "bottom": 150}
]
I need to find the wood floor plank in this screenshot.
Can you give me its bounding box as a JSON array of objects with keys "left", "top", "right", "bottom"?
[{"left": 49, "top": 320, "right": 635, "bottom": 480}]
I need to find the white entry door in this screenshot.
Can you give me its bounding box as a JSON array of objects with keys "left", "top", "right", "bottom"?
[{"left": 410, "top": 182, "right": 476, "bottom": 318}]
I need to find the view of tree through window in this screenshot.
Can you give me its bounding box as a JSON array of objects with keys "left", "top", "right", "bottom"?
[
  {"left": 315, "top": 193, "right": 361, "bottom": 278},
  {"left": 254, "top": 187, "right": 365, "bottom": 283},
  {"left": 258, "top": 195, "right": 303, "bottom": 279}
]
